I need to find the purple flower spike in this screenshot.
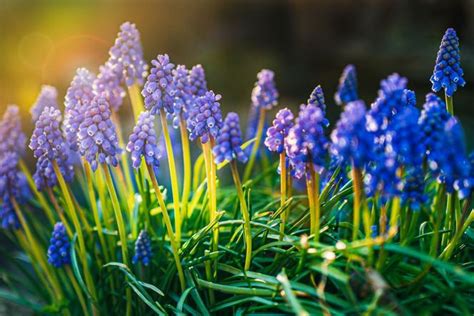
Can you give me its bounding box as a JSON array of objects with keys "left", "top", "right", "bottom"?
[
  {"left": 0, "top": 152, "right": 22, "bottom": 200},
  {"left": 367, "top": 73, "right": 409, "bottom": 134},
  {"left": 47, "top": 222, "right": 71, "bottom": 268},
  {"left": 251, "top": 69, "right": 278, "bottom": 110},
  {"left": 132, "top": 230, "right": 152, "bottom": 266},
  {"left": 265, "top": 108, "right": 294, "bottom": 154},
  {"left": 108, "top": 22, "right": 148, "bottom": 87},
  {"left": 285, "top": 104, "right": 328, "bottom": 179},
  {"left": 188, "top": 65, "right": 208, "bottom": 98},
  {"left": 126, "top": 111, "right": 161, "bottom": 169},
  {"left": 334, "top": 65, "right": 358, "bottom": 105},
  {"left": 330, "top": 101, "right": 373, "bottom": 169},
  {"left": 213, "top": 112, "right": 247, "bottom": 164},
  {"left": 29, "top": 107, "right": 74, "bottom": 188},
  {"left": 454, "top": 152, "right": 473, "bottom": 200},
  {"left": 78, "top": 96, "right": 120, "bottom": 171},
  {"left": 431, "top": 28, "right": 465, "bottom": 96},
  {"left": 419, "top": 93, "right": 452, "bottom": 164},
  {"left": 187, "top": 90, "right": 223, "bottom": 144},
  {"left": 30, "top": 85, "right": 58, "bottom": 122},
  {"left": 308, "top": 85, "right": 329, "bottom": 126},
  {"left": 0, "top": 105, "right": 26, "bottom": 155},
  {"left": 63, "top": 68, "right": 96, "bottom": 151},
  {"left": 0, "top": 198, "right": 20, "bottom": 230},
  {"left": 142, "top": 54, "right": 176, "bottom": 115},
  {"left": 94, "top": 62, "right": 125, "bottom": 112},
  {"left": 171, "top": 65, "right": 192, "bottom": 127}
]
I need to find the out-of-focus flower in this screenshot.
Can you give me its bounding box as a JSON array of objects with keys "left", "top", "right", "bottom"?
[
  {"left": 188, "top": 64, "right": 207, "bottom": 98},
  {"left": 430, "top": 28, "right": 465, "bottom": 96},
  {"left": 251, "top": 69, "right": 278, "bottom": 110},
  {"left": 0, "top": 105, "right": 26, "bottom": 155},
  {"left": 334, "top": 65, "right": 358, "bottom": 105},
  {"left": 187, "top": 90, "right": 223, "bottom": 143},
  {"left": 78, "top": 96, "right": 120, "bottom": 171},
  {"left": 265, "top": 108, "right": 294, "bottom": 154},
  {"left": 454, "top": 152, "right": 474, "bottom": 199},
  {"left": 285, "top": 104, "right": 328, "bottom": 179},
  {"left": 30, "top": 85, "right": 58, "bottom": 122},
  {"left": 126, "top": 111, "right": 161, "bottom": 169},
  {"left": 94, "top": 62, "right": 125, "bottom": 112},
  {"left": 400, "top": 168, "right": 427, "bottom": 211},
  {"left": 330, "top": 100, "right": 373, "bottom": 169},
  {"left": 108, "top": 22, "right": 148, "bottom": 87},
  {"left": 63, "top": 68, "right": 96, "bottom": 151},
  {"left": 171, "top": 65, "right": 192, "bottom": 127},
  {"left": 0, "top": 198, "right": 19, "bottom": 230},
  {"left": 132, "top": 230, "right": 152, "bottom": 266},
  {"left": 47, "top": 222, "right": 71, "bottom": 268},
  {"left": 213, "top": 112, "right": 247, "bottom": 164}
]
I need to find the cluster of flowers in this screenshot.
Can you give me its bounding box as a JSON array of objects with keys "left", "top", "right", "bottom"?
[{"left": 0, "top": 22, "right": 472, "bottom": 271}]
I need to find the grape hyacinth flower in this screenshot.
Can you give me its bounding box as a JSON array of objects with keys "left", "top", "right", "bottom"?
[
  {"left": 367, "top": 73, "right": 408, "bottom": 134},
  {"left": 307, "top": 85, "right": 329, "bottom": 127},
  {"left": 430, "top": 28, "right": 465, "bottom": 97},
  {"left": 0, "top": 152, "right": 24, "bottom": 202},
  {"left": 0, "top": 105, "right": 26, "bottom": 155},
  {"left": 401, "top": 168, "right": 427, "bottom": 211},
  {"left": 188, "top": 64, "right": 208, "bottom": 99},
  {"left": 47, "top": 222, "right": 71, "bottom": 268},
  {"left": 454, "top": 152, "right": 474, "bottom": 199},
  {"left": 171, "top": 65, "right": 192, "bottom": 127},
  {"left": 63, "top": 68, "right": 96, "bottom": 151},
  {"left": 132, "top": 230, "right": 153, "bottom": 266},
  {"left": 0, "top": 199, "right": 20, "bottom": 230},
  {"left": 142, "top": 54, "right": 176, "bottom": 116},
  {"left": 30, "top": 85, "right": 58, "bottom": 122},
  {"left": 78, "top": 96, "right": 120, "bottom": 171},
  {"left": 29, "top": 107, "right": 74, "bottom": 185},
  {"left": 334, "top": 65, "right": 358, "bottom": 105},
  {"left": 265, "top": 108, "right": 294, "bottom": 154},
  {"left": 108, "top": 22, "right": 148, "bottom": 87},
  {"left": 126, "top": 111, "right": 161, "bottom": 169},
  {"left": 213, "top": 112, "right": 247, "bottom": 164},
  {"left": 251, "top": 69, "right": 278, "bottom": 110},
  {"left": 187, "top": 90, "right": 223, "bottom": 144},
  {"left": 94, "top": 62, "right": 125, "bottom": 112},
  {"left": 419, "top": 93, "right": 452, "bottom": 165},
  {"left": 285, "top": 104, "right": 329, "bottom": 179},
  {"left": 330, "top": 101, "right": 373, "bottom": 169}
]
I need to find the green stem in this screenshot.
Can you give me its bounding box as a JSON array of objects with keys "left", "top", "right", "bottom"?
[
  {"left": 445, "top": 94, "right": 454, "bottom": 115},
  {"left": 179, "top": 115, "right": 192, "bottom": 222},
  {"left": 84, "top": 161, "right": 110, "bottom": 264},
  {"left": 243, "top": 108, "right": 265, "bottom": 182},
  {"left": 159, "top": 108, "right": 182, "bottom": 244},
  {"left": 146, "top": 164, "right": 186, "bottom": 291},
  {"left": 230, "top": 160, "right": 252, "bottom": 270},
  {"left": 45, "top": 187, "right": 73, "bottom": 238},
  {"left": 440, "top": 209, "right": 474, "bottom": 260},
  {"left": 101, "top": 163, "right": 131, "bottom": 316},
  {"left": 127, "top": 83, "right": 145, "bottom": 120},
  {"left": 52, "top": 161, "right": 98, "bottom": 306},
  {"left": 279, "top": 153, "right": 287, "bottom": 241},
  {"left": 306, "top": 163, "right": 320, "bottom": 241},
  {"left": 65, "top": 266, "right": 90, "bottom": 316},
  {"left": 351, "top": 167, "right": 363, "bottom": 241},
  {"left": 202, "top": 141, "right": 218, "bottom": 254},
  {"left": 442, "top": 193, "right": 454, "bottom": 248}
]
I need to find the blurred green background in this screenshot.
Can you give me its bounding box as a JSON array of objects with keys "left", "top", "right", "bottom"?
[{"left": 0, "top": 0, "right": 473, "bottom": 148}]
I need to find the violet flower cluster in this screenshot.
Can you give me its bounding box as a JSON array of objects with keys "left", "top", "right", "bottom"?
[
  {"left": 108, "top": 22, "right": 148, "bottom": 87},
  {"left": 142, "top": 54, "right": 176, "bottom": 116},
  {"left": 334, "top": 65, "right": 358, "bottom": 105},
  {"left": 30, "top": 85, "right": 58, "bottom": 122},
  {"left": 94, "top": 62, "right": 125, "bottom": 112},
  {"left": 0, "top": 105, "right": 26, "bottom": 154},
  {"left": 251, "top": 69, "right": 278, "bottom": 110},
  {"left": 47, "top": 222, "right": 71, "bottom": 268},
  {"left": 63, "top": 68, "right": 96, "bottom": 151},
  {"left": 132, "top": 230, "right": 152, "bottom": 266},
  {"left": 285, "top": 104, "right": 328, "bottom": 179},
  {"left": 126, "top": 111, "right": 161, "bottom": 169},
  {"left": 187, "top": 90, "right": 223, "bottom": 143},
  {"left": 265, "top": 108, "right": 294, "bottom": 154},
  {"left": 78, "top": 96, "right": 120, "bottom": 171},
  {"left": 29, "top": 107, "right": 74, "bottom": 190},
  {"left": 213, "top": 112, "right": 247, "bottom": 164},
  {"left": 307, "top": 85, "right": 329, "bottom": 127},
  {"left": 430, "top": 28, "right": 465, "bottom": 96}
]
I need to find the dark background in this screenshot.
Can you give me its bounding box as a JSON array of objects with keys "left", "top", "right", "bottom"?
[{"left": 0, "top": 0, "right": 473, "bottom": 145}]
